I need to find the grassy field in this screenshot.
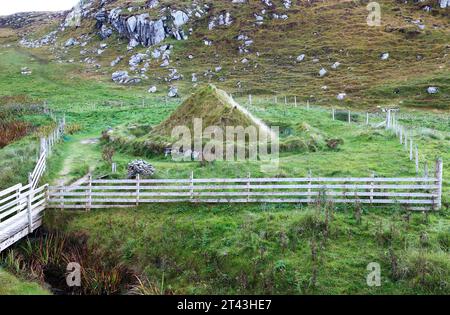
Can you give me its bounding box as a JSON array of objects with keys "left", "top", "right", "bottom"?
[
  {"left": 45, "top": 203, "right": 447, "bottom": 295},
  {"left": 0, "top": 18, "right": 449, "bottom": 294},
  {"left": 0, "top": 268, "right": 50, "bottom": 295}
]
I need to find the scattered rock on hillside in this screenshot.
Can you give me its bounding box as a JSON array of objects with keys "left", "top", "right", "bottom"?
[
  {"left": 283, "top": 0, "right": 292, "bottom": 9},
  {"left": 110, "top": 56, "right": 123, "bottom": 67},
  {"left": 99, "top": 25, "right": 113, "bottom": 39},
  {"left": 168, "top": 86, "right": 179, "bottom": 97},
  {"left": 160, "top": 59, "right": 169, "bottom": 67},
  {"left": 148, "top": 0, "right": 159, "bottom": 9},
  {"left": 112, "top": 71, "right": 129, "bottom": 83},
  {"left": 427, "top": 87, "right": 439, "bottom": 94},
  {"left": 65, "top": 38, "right": 78, "bottom": 47},
  {"left": 331, "top": 62, "right": 341, "bottom": 69},
  {"left": 127, "top": 160, "right": 156, "bottom": 178},
  {"left": 381, "top": 52, "right": 390, "bottom": 60},
  {"left": 148, "top": 86, "right": 157, "bottom": 93},
  {"left": 166, "top": 69, "right": 183, "bottom": 82},
  {"left": 112, "top": 71, "right": 141, "bottom": 84},
  {"left": 21, "top": 67, "right": 32, "bottom": 75},
  {"left": 129, "top": 53, "right": 147, "bottom": 68},
  {"left": 296, "top": 54, "right": 305, "bottom": 62},
  {"left": 319, "top": 68, "right": 327, "bottom": 77},
  {"left": 209, "top": 12, "right": 233, "bottom": 30},
  {"left": 337, "top": 93, "right": 347, "bottom": 100}
]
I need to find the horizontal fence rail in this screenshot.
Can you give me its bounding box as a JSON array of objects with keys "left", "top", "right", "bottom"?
[
  {"left": 0, "top": 184, "right": 48, "bottom": 252},
  {"left": 0, "top": 116, "right": 65, "bottom": 252},
  {"left": 48, "top": 161, "right": 443, "bottom": 212}
]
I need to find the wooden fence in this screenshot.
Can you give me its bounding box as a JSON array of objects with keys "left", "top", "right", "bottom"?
[
  {"left": 48, "top": 159, "right": 443, "bottom": 212},
  {"left": 0, "top": 118, "right": 65, "bottom": 252},
  {"left": 0, "top": 183, "right": 48, "bottom": 252}
]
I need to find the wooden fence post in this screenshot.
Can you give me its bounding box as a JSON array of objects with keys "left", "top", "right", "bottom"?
[
  {"left": 308, "top": 170, "right": 312, "bottom": 203},
  {"left": 14, "top": 184, "right": 20, "bottom": 215},
  {"left": 415, "top": 145, "right": 419, "bottom": 175},
  {"left": 87, "top": 174, "right": 92, "bottom": 212},
  {"left": 434, "top": 158, "right": 443, "bottom": 211},
  {"left": 59, "top": 180, "right": 64, "bottom": 210},
  {"left": 247, "top": 172, "right": 251, "bottom": 203},
  {"left": 190, "top": 171, "right": 194, "bottom": 201},
  {"left": 348, "top": 110, "right": 351, "bottom": 123},
  {"left": 294, "top": 96, "right": 297, "bottom": 107},
  {"left": 386, "top": 110, "right": 390, "bottom": 129},
  {"left": 409, "top": 139, "right": 413, "bottom": 161},
  {"left": 27, "top": 173, "right": 33, "bottom": 233},
  {"left": 370, "top": 172, "right": 375, "bottom": 205},
  {"left": 136, "top": 174, "right": 140, "bottom": 206},
  {"left": 249, "top": 94, "right": 252, "bottom": 105},
  {"left": 399, "top": 127, "right": 403, "bottom": 144},
  {"left": 366, "top": 113, "right": 369, "bottom": 125},
  {"left": 307, "top": 100, "right": 310, "bottom": 110},
  {"left": 40, "top": 138, "right": 46, "bottom": 156}
]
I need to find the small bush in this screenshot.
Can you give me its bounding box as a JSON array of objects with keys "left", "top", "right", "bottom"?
[
  {"left": 334, "top": 110, "right": 359, "bottom": 123},
  {"left": 0, "top": 121, "right": 31, "bottom": 148},
  {"left": 65, "top": 123, "right": 83, "bottom": 135},
  {"left": 436, "top": 231, "right": 449, "bottom": 252},
  {"left": 395, "top": 250, "right": 449, "bottom": 293}
]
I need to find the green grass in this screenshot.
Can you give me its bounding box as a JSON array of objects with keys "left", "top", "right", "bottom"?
[
  {"left": 0, "top": 12, "right": 449, "bottom": 295},
  {"left": 0, "top": 268, "right": 50, "bottom": 295},
  {"left": 46, "top": 203, "right": 449, "bottom": 295}
]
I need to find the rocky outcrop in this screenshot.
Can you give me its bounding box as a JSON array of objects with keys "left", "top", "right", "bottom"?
[
  {"left": 439, "top": 0, "right": 449, "bottom": 8},
  {"left": 94, "top": 8, "right": 189, "bottom": 48},
  {"left": 112, "top": 71, "right": 141, "bottom": 84}
]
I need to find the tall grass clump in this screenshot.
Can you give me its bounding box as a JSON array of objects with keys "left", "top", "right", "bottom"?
[
  {"left": 0, "top": 121, "right": 31, "bottom": 148},
  {"left": 1, "top": 231, "right": 135, "bottom": 295}
]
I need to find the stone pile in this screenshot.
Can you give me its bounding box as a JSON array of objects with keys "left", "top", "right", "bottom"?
[{"left": 127, "top": 160, "right": 156, "bottom": 178}]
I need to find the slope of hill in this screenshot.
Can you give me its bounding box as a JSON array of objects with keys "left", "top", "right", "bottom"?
[
  {"left": 1, "top": 0, "right": 448, "bottom": 110},
  {"left": 152, "top": 84, "right": 272, "bottom": 137}
]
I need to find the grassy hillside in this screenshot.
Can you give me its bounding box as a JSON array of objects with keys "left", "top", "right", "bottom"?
[
  {"left": 0, "top": 0, "right": 448, "bottom": 296},
  {"left": 39, "top": 203, "right": 447, "bottom": 295},
  {"left": 41, "top": 0, "right": 450, "bottom": 110}
]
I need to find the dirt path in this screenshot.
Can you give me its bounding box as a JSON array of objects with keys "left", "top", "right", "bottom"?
[{"left": 56, "top": 136, "right": 101, "bottom": 186}]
